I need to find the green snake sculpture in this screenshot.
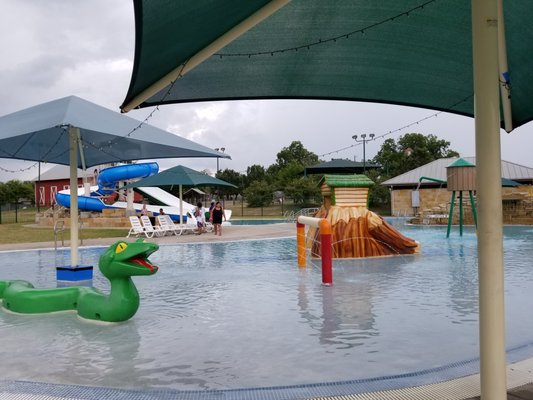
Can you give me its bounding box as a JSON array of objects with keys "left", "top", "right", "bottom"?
[{"left": 0, "top": 239, "right": 158, "bottom": 322}]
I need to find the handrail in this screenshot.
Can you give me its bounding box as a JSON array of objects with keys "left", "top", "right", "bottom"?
[
  {"left": 284, "top": 207, "right": 319, "bottom": 222},
  {"left": 53, "top": 220, "right": 65, "bottom": 250}
]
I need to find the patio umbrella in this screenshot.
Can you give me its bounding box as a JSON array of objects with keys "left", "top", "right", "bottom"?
[
  {"left": 0, "top": 95, "right": 229, "bottom": 267},
  {"left": 118, "top": 1, "right": 528, "bottom": 395},
  {"left": 123, "top": 164, "right": 237, "bottom": 223}
]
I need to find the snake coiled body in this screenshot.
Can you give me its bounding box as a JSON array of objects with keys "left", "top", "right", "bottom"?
[{"left": 0, "top": 239, "right": 158, "bottom": 322}]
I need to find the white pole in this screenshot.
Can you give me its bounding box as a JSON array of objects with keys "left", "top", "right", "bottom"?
[
  {"left": 121, "top": 0, "right": 292, "bottom": 112},
  {"left": 472, "top": 1, "right": 507, "bottom": 399},
  {"left": 69, "top": 127, "right": 79, "bottom": 266},
  {"left": 179, "top": 184, "right": 184, "bottom": 224},
  {"left": 126, "top": 188, "right": 134, "bottom": 214}
]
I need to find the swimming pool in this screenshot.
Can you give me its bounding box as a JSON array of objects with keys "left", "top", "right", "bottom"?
[
  {"left": 1, "top": 221, "right": 533, "bottom": 395},
  {"left": 228, "top": 218, "right": 285, "bottom": 225}
]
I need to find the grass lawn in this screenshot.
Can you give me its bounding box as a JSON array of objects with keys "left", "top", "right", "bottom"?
[{"left": 0, "top": 223, "right": 128, "bottom": 245}]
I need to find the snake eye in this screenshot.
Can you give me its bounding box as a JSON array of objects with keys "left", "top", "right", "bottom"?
[{"left": 116, "top": 242, "right": 128, "bottom": 254}]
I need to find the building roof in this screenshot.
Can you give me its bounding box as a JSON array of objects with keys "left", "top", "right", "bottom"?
[
  {"left": 447, "top": 158, "right": 475, "bottom": 168},
  {"left": 32, "top": 165, "right": 95, "bottom": 182},
  {"left": 305, "top": 158, "right": 381, "bottom": 175},
  {"left": 382, "top": 157, "right": 533, "bottom": 187},
  {"left": 320, "top": 174, "right": 374, "bottom": 188}
]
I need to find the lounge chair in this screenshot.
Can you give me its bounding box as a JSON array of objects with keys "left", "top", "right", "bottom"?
[
  {"left": 127, "top": 216, "right": 154, "bottom": 238},
  {"left": 157, "top": 215, "right": 182, "bottom": 236},
  {"left": 140, "top": 215, "right": 166, "bottom": 237}
]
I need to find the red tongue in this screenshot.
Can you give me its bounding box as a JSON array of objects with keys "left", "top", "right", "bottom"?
[{"left": 131, "top": 257, "right": 156, "bottom": 272}]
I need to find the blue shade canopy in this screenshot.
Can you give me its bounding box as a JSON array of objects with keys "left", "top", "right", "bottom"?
[
  {"left": 123, "top": 164, "right": 237, "bottom": 189},
  {"left": 0, "top": 96, "right": 229, "bottom": 168},
  {"left": 121, "top": 0, "right": 533, "bottom": 131}
]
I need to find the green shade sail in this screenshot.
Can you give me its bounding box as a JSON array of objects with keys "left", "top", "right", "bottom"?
[
  {"left": 123, "top": 165, "right": 237, "bottom": 189},
  {"left": 121, "top": 0, "right": 533, "bottom": 130}
]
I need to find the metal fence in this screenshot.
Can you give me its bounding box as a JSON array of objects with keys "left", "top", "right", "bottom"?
[{"left": 0, "top": 204, "right": 36, "bottom": 224}]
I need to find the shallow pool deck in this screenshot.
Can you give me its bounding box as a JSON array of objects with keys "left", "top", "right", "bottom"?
[{"left": 1, "top": 223, "right": 533, "bottom": 399}]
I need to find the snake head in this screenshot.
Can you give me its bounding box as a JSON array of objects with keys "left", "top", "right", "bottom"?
[{"left": 99, "top": 239, "right": 159, "bottom": 278}]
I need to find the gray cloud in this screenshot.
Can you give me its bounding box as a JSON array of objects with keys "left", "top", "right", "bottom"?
[{"left": 0, "top": 0, "right": 531, "bottom": 182}]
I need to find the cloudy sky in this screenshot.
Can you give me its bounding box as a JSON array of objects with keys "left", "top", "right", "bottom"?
[{"left": 0, "top": 1, "right": 532, "bottom": 182}]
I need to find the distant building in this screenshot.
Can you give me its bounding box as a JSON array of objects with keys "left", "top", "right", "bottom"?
[
  {"left": 32, "top": 165, "right": 95, "bottom": 207},
  {"left": 381, "top": 157, "right": 533, "bottom": 223}
]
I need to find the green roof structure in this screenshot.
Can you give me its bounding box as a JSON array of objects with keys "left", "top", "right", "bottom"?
[
  {"left": 447, "top": 158, "right": 476, "bottom": 168},
  {"left": 319, "top": 174, "right": 374, "bottom": 188}
]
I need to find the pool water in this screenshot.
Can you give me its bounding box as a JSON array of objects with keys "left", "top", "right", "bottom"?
[
  {"left": 228, "top": 218, "right": 285, "bottom": 225},
  {"left": 1, "top": 221, "right": 533, "bottom": 392}
]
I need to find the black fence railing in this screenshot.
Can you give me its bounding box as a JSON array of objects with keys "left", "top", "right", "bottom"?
[{"left": 0, "top": 204, "right": 36, "bottom": 224}]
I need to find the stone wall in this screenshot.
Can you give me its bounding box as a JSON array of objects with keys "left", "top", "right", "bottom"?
[
  {"left": 392, "top": 185, "right": 533, "bottom": 225},
  {"left": 37, "top": 208, "right": 130, "bottom": 228}
]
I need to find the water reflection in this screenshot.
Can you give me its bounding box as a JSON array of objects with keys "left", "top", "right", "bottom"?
[{"left": 2, "top": 228, "right": 533, "bottom": 390}]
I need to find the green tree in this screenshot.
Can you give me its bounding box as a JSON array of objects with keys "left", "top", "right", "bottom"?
[
  {"left": 0, "top": 180, "right": 34, "bottom": 204},
  {"left": 372, "top": 133, "right": 459, "bottom": 178},
  {"left": 245, "top": 164, "right": 267, "bottom": 187},
  {"left": 269, "top": 141, "right": 319, "bottom": 190},
  {"left": 275, "top": 140, "right": 319, "bottom": 168},
  {"left": 368, "top": 133, "right": 459, "bottom": 213},
  {"left": 215, "top": 168, "right": 244, "bottom": 199},
  {"left": 284, "top": 177, "right": 321, "bottom": 206},
  {"left": 243, "top": 180, "right": 273, "bottom": 207}
]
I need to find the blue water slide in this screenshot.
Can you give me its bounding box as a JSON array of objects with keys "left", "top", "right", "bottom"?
[
  {"left": 57, "top": 162, "right": 159, "bottom": 211},
  {"left": 98, "top": 162, "right": 159, "bottom": 194},
  {"left": 56, "top": 192, "right": 108, "bottom": 212}
]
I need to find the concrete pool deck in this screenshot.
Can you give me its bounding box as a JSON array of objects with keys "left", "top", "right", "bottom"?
[
  {"left": 0, "top": 222, "right": 297, "bottom": 252},
  {"left": 1, "top": 222, "right": 532, "bottom": 399}
]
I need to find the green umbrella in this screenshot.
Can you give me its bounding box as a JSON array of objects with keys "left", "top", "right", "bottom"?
[{"left": 123, "top": 165, "right": 237, "bottom": 223}]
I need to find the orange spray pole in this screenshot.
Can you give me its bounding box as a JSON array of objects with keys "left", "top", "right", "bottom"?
[{"left": 296, "top": 221, "right": 306, "bottom": 267}]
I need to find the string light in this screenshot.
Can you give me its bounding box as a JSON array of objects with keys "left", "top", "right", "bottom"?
[
  {"left": 319, "top": 94, "right": 474, "bottom": 158},
  {"left": 215, "top": 0, "right": 438, "bottom": 58}
]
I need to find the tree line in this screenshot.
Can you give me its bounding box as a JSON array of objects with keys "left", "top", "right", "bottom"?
[
  {"left": 0, "top": 133, "right": 459, "bottom": 210},
  {"left": 214, "top": 133, "right": 459, "bottom": 208}
]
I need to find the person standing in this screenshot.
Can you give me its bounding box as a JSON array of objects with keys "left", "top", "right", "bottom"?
[
  {"left": 211, "top": 201, "right": 226, "bottom": 236},
  {"left": 194, "top": 201, "right": 206, "bottom": 234}
]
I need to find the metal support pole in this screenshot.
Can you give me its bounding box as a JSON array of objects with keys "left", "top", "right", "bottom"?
[
  {"left": 447, "top": 191, "right": 456, "bottom": 238},
  {"left": 472, "top": 0, "right": 507, "bottom": 398},
  {"left": 69, "top": 127, "right": 79, "bottom": 266},
  {"left": 469, "top": 191, "right": 478, "bottom": 229},
  {"left": 459, "top": 191, "right": 464, "bottom": 236}
]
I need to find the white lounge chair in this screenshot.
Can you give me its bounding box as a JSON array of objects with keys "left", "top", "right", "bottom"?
[
  {"left": 140, "top": 215, "right": 166, "bottom": 237},
  {"left": 175, "top": 213, "right": 199, "bottom": 235},
  {"left": 127, "top": 216, "right": 153, "bottom": 238},
  {"left": 157, "top": 215, "right": 182, "bottom": 236}
]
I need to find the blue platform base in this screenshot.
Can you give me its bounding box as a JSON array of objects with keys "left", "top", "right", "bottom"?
[{"left": 56, "top": 265, "right": 93, "bottom": 282}]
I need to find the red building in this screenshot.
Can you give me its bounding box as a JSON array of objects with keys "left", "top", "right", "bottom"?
[{"left": 33, "top": 165, "right": 96, "bottom": 207}]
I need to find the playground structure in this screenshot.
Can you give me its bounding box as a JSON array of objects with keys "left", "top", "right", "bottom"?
[
  {"left": 409, "top": 158, "right": 479, "bottom": 236},
  {"left": 306, "top": 174, "right": 419, "bottom": 258},
  {"left": 445, "top": 158, "right": 478, "bottom": 237},
  {"left": 53, "top": 162, "right": 231, "bottom": 224}
]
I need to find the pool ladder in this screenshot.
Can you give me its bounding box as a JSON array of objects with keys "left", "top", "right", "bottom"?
[{"left": 53, "top": 220, "right": 84, "bottom": 250}]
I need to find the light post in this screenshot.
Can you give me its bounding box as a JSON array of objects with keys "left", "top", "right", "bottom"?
[
  {"left": 352, "top": 134, "right": 375, "bottom": 173},
  {"left": 214, "top": 147, "right": 225, "bottom": 173}
]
